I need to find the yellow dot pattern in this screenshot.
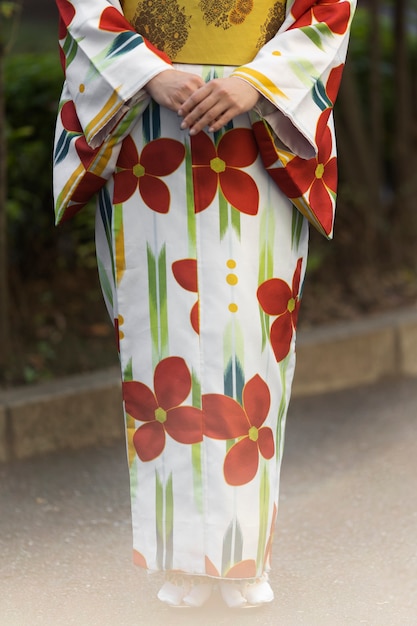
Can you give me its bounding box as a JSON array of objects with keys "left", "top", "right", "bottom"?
[
  {"left": 226, "top": 273, "right": 238, "bottom": 286},
  {"left": 226, "top": 260, "right": 239, "bottom": 313}
]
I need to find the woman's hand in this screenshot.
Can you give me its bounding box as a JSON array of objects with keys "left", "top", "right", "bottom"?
[
  {"left": 145, "top": 69, "right": 205, "bottom": 112},
  {"left": 178, "top": 77, "right": 261, "bottom": 135}
]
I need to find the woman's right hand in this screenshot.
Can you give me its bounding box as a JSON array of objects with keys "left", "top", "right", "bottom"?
[{"left": 145, "top": 69, "right": 205, "bottom": 113}]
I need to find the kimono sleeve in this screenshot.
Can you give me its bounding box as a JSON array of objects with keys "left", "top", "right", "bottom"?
[
  {"left": 56, "top": 0, "right": 172, "bottom": 148},
  {"left": 232, "top": 0, "right": 357, "bottom": 159}
]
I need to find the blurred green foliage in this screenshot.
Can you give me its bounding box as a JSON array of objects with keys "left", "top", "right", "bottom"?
[
  {"left": 5, "top": 53, "right": 97, "bottom": 277},
  {"left": 346, "top": 6, "right": 417, "bottom": 179}
]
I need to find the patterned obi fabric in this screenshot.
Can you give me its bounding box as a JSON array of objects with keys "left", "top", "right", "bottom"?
[{"left": 120, "top": 0, "right": 287, "bottom": 65}]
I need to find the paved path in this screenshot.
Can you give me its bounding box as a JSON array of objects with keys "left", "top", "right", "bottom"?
[{"left": 1, "top": 377, "right": 416, "bottom": 626}]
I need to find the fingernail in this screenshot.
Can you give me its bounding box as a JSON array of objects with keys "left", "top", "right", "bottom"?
[
  {"left": 180, "top": 121, "right": 186, "bottom": 129},
  {"left": 178, "top": 109, "right": 183, "bottom": 116}
]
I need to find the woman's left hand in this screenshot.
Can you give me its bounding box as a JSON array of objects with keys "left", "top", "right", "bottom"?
[{"left": 178, "top": 77, "right": 261, "bottom": 135}]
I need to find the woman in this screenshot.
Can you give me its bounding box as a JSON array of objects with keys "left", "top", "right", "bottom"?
[{"left": 54, "top": 0, "right": 356, "bottom": 609}]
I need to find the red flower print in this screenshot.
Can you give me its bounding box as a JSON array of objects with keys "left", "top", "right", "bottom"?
[
  {"left": 172, "top": 259, "right": 199, "bottom": 334},
  {"left": 269, "top": 112, "right": 337, "bottom": 235},
  {"left": 113, "top": 135, "right": 185, "bottom": 212},
  {"left": 257, "top": 258, "right": 303, "bottom": 362},
  {"left": 291, "top": 0, "right": 351, "bottom": 35},
  {"left": 205, "top": 556, "right": 257, "bottom": 578},
  {"left": 58, "top": 101, "right": 106, "bottom": 210},
  {"left": 133, "top": 550, "right": 148, "bottom": 569},
  {"left": 316, "top": 64, "right": 345, "bottom": 137},
  {"left": 61, "top": 101, "right": 99, "bottom": 169},
  {"left": 56, "top": 0, "right": 75, "bottom": 39},
  {"left": 326, "top": 64, "right": 345, "bottom": 105},
  {"left": 202, "top": 375, "right": 274, "bottom": 486},
  {"left": 122, "top": 357, "right": 203, "bottom": 462},
  {"left": 98, "top": 7, "right": 136, "bottom": 33},
  {"left": 191, "top": 129, "right": 259, "bottom": 214}
]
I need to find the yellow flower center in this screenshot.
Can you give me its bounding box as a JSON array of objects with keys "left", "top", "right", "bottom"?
[
  {"left": 248, "top": 426, "right": 259, "bottom": 442},
  {"left": 315, "top": 163, "right": 325, "bottom": 179},
  {"left": 287, "top": 297, "right": 296, "bottom": 313},
  {"left": 155, "top": 407, "right": 167, "bottom": 424},
  {"left": 133, "top": 163, "right": 145, "bottom": 178},
  {"left": 210, "top": 157, "right": 226, "bottom": 173}
]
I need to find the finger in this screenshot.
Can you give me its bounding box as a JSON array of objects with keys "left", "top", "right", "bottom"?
[
  {"left": 183, "top": 102, "right": 226, "bottom": 134},
  {"left": 206, "top": 110, "right": 236, "bottom": 133},
  {"left": 189, "top": 106, "right": 233, "bottom": 135},
  {"left": 181, "top": 88, "right": 230, "bottom": 129},
  {"left": 178, "top": 84, "right": 210, "bottom": 117}
]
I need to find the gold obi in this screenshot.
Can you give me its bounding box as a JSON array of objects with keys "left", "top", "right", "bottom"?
[{"left": 120, "top": 0, "right": 286, "bottom": 65}]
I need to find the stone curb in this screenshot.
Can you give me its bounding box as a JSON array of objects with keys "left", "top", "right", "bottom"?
[{"left": 1, "top": 307, "right": 417, "bottom": 463}]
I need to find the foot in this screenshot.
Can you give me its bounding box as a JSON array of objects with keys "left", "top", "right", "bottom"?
[
  {"left": 243, "top": 574, "right": 274, "bottom": 605},
  {"left": 219, "top": 580, "right": 248, "bottom": 608},
  {"left": 157, "top": 579, "right": 188, "bottom": 606},
  {"left": 182, "top": 581, "right": 213, "bottom": 607},
  {"left": 157, "top": 574, "right": 213, "bottom": 607},
  {"left": 219, "top": 573, "right": 274, "bottom": 608}
]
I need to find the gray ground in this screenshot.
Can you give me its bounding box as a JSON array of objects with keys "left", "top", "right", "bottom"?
[{"left": 1, "top": 377, "right": 416, "bottom": 626}]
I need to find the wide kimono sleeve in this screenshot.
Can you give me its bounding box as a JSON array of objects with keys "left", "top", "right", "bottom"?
[
  {"left": 232, "top": 0, "right": 357, "bottom": 159},
  {"left": 56, "top": 0, "right": 172, "bottom": 147},
  {"left": 53, "top": 0, "right": 172, "bottom": 224},
  {"left": 232, "top": 0, "right": 356, "bottom": 238}
]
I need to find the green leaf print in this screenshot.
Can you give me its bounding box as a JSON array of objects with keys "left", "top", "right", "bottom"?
[
  {"left": 258, "top": 205, "right": 275, "bottom": 350},
  {"left": 288, "top": 57, "right": 319, "bottom": 89},
  {"left": 147, "top": 244, "right": 169, "bottom": 364},
  {"left": 256, "top": 465, "right": 270, "bottom": 569},
  {"left": 106, "top": 32, "right": 144, "bottom": 59},
  {"left": 276, "top": 356, "right": 290, "bottom": 460},
  {"left": 185, "top": 140, "right": 197, "bottom": 254},
  {"left": 98, "top": 188, "right": 116, "bottom": 284},
  {"left": 222, "top": 518, "right": 243, "bottom": 576},
  {"left": 96, "top": 257, "right": 113, "bottom": 310},
  {"left": 222, "top": 522, "right": 233, "bottom": 575},
  {"left": 142, "top": 100, "right": 161, "bottom": 144},
  {"left": 158, "top": 246, "right": 169, "bottom": 356},
  {"left": 155, "top": 470, "right": 164, "bottom": 569},
  {"left": 54, "top": 130, "right": 75, "bottom": 165},
  {"left": 312, "top": 78, "right": 333, "bottom": 112},
  {"left": 191, "top": 444, "right": 203, "bottom": 514},
  {"left": 123, "top": 357, "right": 133, "bottom": 382},
  {"left": 165, "top": 474, "right": 174, "bottom": 569},
  {"left": 291, "top": 206, "right": 304, "bottom": 249},
  {"left": 299, "top": 25, "right": 325, "bottom": 51},
  {"left": 191, "top": 370, "right": 203, "bottom": 514},
  {"left": 147, "top": 245, "right": 159, "bottom": 360},
  {"left": 219, "top": 191, "right": 229, "bottom": 240},
  {"left": 62, "top": 35, "right": 77, "bottom": 68},
  {"left": 231, "top": 206, "right": 241, "bottom": 239},
  {"left": 233, "top": 519, "right": 244, "bottom": 567},
  {"left": 224, "top": 358, "right": 244, "bottom": 405},
  {"left": 223, "top": 320, "right": 245, "bottom": 403},
  {"left": 315, "top": 21, "right": 334, "bottom": 40}
]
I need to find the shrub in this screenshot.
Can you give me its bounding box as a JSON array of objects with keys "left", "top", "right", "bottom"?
[{"left": 5, "top": 52, "right": 96, "bottom": 277}]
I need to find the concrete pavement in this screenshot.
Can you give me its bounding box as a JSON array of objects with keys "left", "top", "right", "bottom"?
[{"left": 1, "top": 376, "right": 416, "bottom": 626}]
